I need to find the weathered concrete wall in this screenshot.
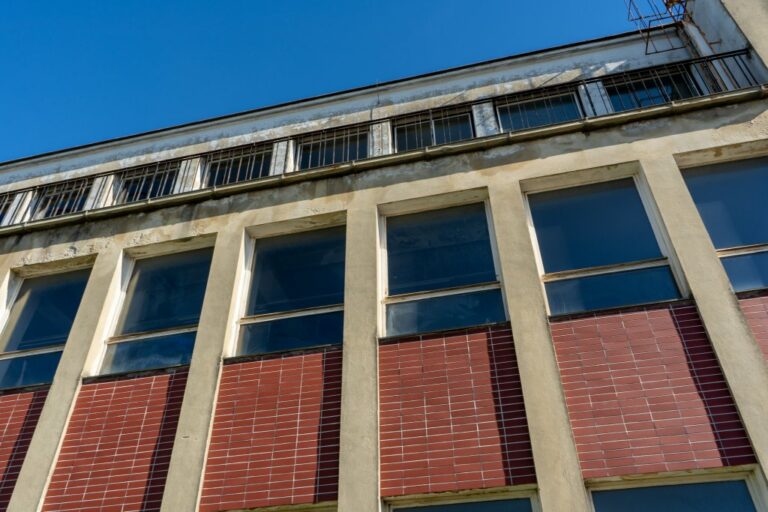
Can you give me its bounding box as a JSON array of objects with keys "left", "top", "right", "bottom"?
[{"left": 1, "top": 95, "right": 768, "bottom": 511}]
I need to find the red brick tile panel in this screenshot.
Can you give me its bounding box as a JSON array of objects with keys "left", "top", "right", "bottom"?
[
  {"left": 738, "top": 290, "right": 768, "bottom": 361},
  {"left": 379, "top": 324, "right": 536, "bottom": 497},
  {"left": 43, "top": 369, "right": 187, "bottom": 512},
  {"left": 200, "top": 348, "right": 342, "bottom": 512},
  {"left": 551, "top": 302, "right": 756, "bottom": 480},
  {"left": 0, "top": 388, "right": 48, "bottom": 511}
]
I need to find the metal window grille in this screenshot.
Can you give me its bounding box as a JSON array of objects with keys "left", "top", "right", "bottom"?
[
  {"left": 495, "top": 85, "right": 584, "bottom": 133},
  {"left": 29, "top": 178, "right": 93, "bottom": 220},
  {"left": 392, "top": 106, "right": 474, "bottom": 153},
  {"left": 0, "top": 193, "right": 15, "bottom": 225},
  {"left": 205, "top": 142, "right": 273, "bottom": 187},
  {"left": 113, "top": 161, "right": 181, "bottom": 205},
  {"left": 296, "top": 125, "right": 369, "bottom": 171}
]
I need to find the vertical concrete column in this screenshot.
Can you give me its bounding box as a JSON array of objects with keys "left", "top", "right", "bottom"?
[
  {"left": 270, "top": 139, "right": 296, "bottom": 175},
  {"left": 472, "top": 102, "right": 501, "bottom": 137},
  {"left": 7, "top": 246, "right": 124, "bottom": 512},
  {"left": 370, "top": 120, "right": 394, "bottom": 157},
  {"left": 487, "top": 181, "right": 591, "bottom": 512},
  {"left": 83, "top": 175, "right": 113, "bottom": 210},
  {"left": 719, "top": 0, "right": 768, "bottom": 68},
  {"left": 579, "top": 82, "right": 613, "bottom": 117},
  {"left": 173, "top": 157, "right": 205, "bottom": 194},
  {"left": 160, "top": 228, "right": 247, "bottom": 512},
  {"left": 337, "top": 201, "right": 380, "bottom": 512},
  {"left": 640, "top": 154, "right": 768, "bottom": 479}
]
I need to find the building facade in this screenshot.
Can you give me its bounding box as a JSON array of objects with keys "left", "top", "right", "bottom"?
[{"left": 1, "top": 1, "right": 768, "bottom": 510}]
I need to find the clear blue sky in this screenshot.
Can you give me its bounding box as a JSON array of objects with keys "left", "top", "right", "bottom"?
[{"left": 0, "top": 1, "right": 635, "bottom": 162}]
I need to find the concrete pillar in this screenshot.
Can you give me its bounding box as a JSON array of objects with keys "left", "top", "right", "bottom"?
[
  {"left": 173, "top": 157, "right": 204, "bottom": 194},
  {"left": 579, "top": 82, "right": 613, "bottom": 117},
  {"left": 719, "top": 0, "right": 768, "bottom": 69},
  {"left": 487, "top": 181, "right": 592, "bottom": 512},
  {"left": 7, "top": 247, "right": 125, "bottom": 512},
  {"left": 160, "top": 228, "right": 247, "bottom": 512},
  {"left": 640, "top": 154, "right": 768, "bottom": 479},
  {"left": 83, "top": 176, "right": 113, "bottom": 210},
  {"left": 270, "top": 139, "right": 296, "bottom": 175},
  {"left": 370, "top": 121, "right": 394, "bottom": 157},
  {"left": 472, "top": 102, "right": 501, "bottom": 137},
  {"left": 336, "top": 202, "right": 380, "bottom": 512},
  {"left": 2, "top": 190, "right": 35, "bottom": 226}
]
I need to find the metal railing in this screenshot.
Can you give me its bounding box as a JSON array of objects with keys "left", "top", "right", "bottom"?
[{"left": 0, "top": 49, "right": 761, "bottom": 229}]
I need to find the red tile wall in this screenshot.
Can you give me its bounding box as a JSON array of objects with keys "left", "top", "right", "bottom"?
[
  {"left": 551, "top": 302, "right": 755, "bottom": 480},
  {"left": 43, "top": 369, "right": 187, "bottom": 512},
  {"left": 200, "top": 348, "right": 342, "bottom": 512},
  {"left": 0, "top": 388, "right": 48, "bottom": 511},
  {"left": 379, "top": 324, "right": 536, "bottom": 497},
  {"left": 738, "top": 290, "right": 768, "bottom": 361}
]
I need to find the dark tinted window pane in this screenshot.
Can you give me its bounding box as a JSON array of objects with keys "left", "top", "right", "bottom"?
[
  {"left": 0, "top": 269, "right": 90, "bottom": 353},
  {"left": 722, "top": 251, "right": 768, "bottom": 292},
  {"left": 529, "top": 179, "right": 662, "bottom": 273},
  {"left": 102, "top": 331, "right": 195, "bottom": 374},
  {"left": 398, "top": 499, "right": 532, "bottom": 512},
  {"left": 116, "top": 248, "right": 213, "bottom": 335},
  {"left": 298, "top": 130, "right": 368, "bottom": 170},
  {"left": 546, "top": 266, "right": 680, "bottom": 316},
  {"left": 239, "top": 311, "right": 343, "bottom": 355},
  {"left": 593, "top": 481, "right": 756, "bottom": 512},
  {"left": 685, "top": 158, "right": 768, "bottom": 249},
  {"left": 386, "top": 288, "right": 506, "bottom": 337},
  {"left": 606, "top": 71, "right": 698, "bottom": 113},
  {"left": 387, "top": 204, "right": 497, "bottom": 295},
  {"left": 433, "top": 113, "right": 473, "bottom": 145},
  {"left": 0, "top": 351, "right": 62, "bottom": 389},
  {"left": 395, "top": 119, "right": 433, "bottom": 152},
  {"left": 248, "top": 227, "right": 345, "bottom": 315},
  {"left": 498, "top": 94, "right": 582, "bottom": 132}
]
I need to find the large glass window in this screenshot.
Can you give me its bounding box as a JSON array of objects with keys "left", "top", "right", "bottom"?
[
  {"left": 0, "top": 268, "right": 90, "bottom": 389},
  {"left": 685, "top": 157, "right": 768, "bottom": 292},
  {"left": 392, "top": 106, "right": 474, "bottom": 153},
  {"left": 384, "top": 203, "right": 506, "bottom": 337},
  {"left": 296, "top": 126, "right": 368, "bottom": 171},
  {"left": 592, "top": 481, "right": 756, "bottom": 512},
  {"left": 102, "top": 248, "right": 212, "bottom": 374},
  {"left": 528, "top": 178, "right": 680, "bottom": 315},
  {"left": 237, "top": 226, "right": 345, "bottom": 355},
  {"left": 395, "top": 498, "right": 532, "bottom": 512},
  {"left": 496, "top": 88, "right": 583, "bottom": 133}
]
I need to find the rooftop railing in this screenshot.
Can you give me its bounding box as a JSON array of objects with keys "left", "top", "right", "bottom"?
[{"left": 0, "top": 49, "right": 762, "bottom": 229}]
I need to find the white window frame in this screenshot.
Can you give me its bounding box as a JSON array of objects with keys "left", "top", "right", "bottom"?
[
  {"left": 385, "top": 487, "right": 541, "bottom": 512},
  {"left": 379, "top": 195, "right": 507, "bottom": 338},
  {"left": 523, "top": 172, "right": 688, "bottom": 316},
  {"left": 228, "top": 218, "right": 347, "bottom": 359},
  {"left": 586, "top": 466, "right": 768, "bottom": 512}
]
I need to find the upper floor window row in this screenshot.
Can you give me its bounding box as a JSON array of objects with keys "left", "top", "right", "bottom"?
[
  {"left": 0, "top": 50, "right": 758, "bottom": 227},
  {"left": 685, "top": 156, "right": 768, "bottom": 293}
]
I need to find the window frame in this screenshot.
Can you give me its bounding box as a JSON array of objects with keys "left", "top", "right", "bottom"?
[
  {"left": 202, "top": 141, "right": 274, "bottom": 187},
  {"left": 385, "top": 489, "right": 541, "bottom": 512},
  {"left": 601, "top": 66, "right": 702, "bottom": 113},
  {"left": 391, "top": 105, "right": 476, "bottom": 153},
  {"left": 295, "top": 123, "right": 371, "bottom": 171},
  {"left": 586, "top": 467, "right": 767, "bottom": 512},
  {"left": 96, "top": 241, "right": 214, "bottom": 376},
  {"left": 0, "top": 260, "right": 93, "bottom": 389},
  {"left": 232, "top": 223, "right": 347, "bottom": 357},
  {"left": 379, "top": 198, "right": 507, "bottom": 338},
  {"left": 524, "top": 173, "right": 688, "bottom": 316}
]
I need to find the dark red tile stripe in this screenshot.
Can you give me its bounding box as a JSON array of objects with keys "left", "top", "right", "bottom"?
[
  {"left": 379, "top": 324, "right": 536, "bottom": 497},
  {"left": 43, "top": 369, "right": 187, "bottom": 512},
  {"left": 551, "top": 302, "right": 755, "bottom": 479},
  {"left": 0, "top": 388, "right": 48, "bottom": 511},
  {"left": 738, "top": 290, "right": 768, "bottom": 361},
  {"left": 200, "top": 348, "right": 342, "bottom": 512}
]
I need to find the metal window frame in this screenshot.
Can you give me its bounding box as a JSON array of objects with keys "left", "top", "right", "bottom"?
[
  {"left": 391, "top": 105, "right": 476, "bottom": 153},
  {"left": 203, "top": 141, "right": 274, "bottom": 187},
  {"left": 295, "top": 124, "right": 371, "bottom": 171},
  {"left": 27, "top": 177, "right": 94, "bottom": 221},
  {"left": 379, "top": 199, "right": 507, "bottom": 338},
  {"left": 385, "top": 487, "right": 541, "bottom": 512},
  {"left": 112, "top": 160, "right": 183, "bottom": 206},
  {"left": 494, "top": 85, "right": 585, "bottom": 133}
]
